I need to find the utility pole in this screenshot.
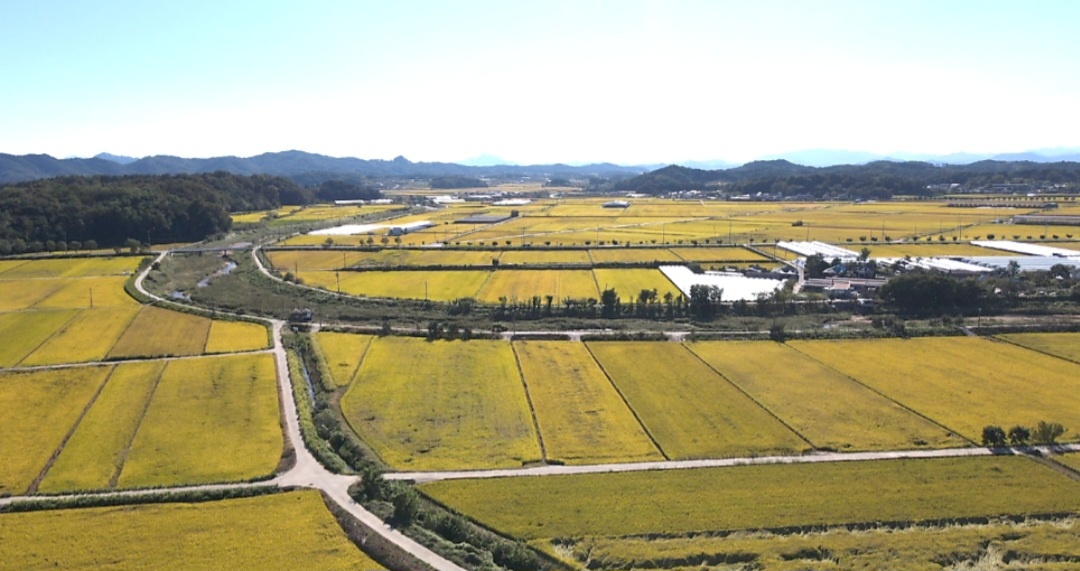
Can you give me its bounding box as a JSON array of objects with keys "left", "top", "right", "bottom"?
[{"left": 89, "top": 288, "right": 94, "bottom": 308}]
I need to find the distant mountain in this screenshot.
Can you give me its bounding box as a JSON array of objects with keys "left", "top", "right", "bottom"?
[
  {"left": 93, "top": 152, "right": 139, "bottom": 164},
  {"left": 0, "top": 150, "right": 648, "bottom": 185},
  {"left": 762, "top": 149, "right": 884, "bottom": 167}
]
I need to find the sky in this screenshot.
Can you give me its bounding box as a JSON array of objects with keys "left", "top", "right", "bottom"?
[{"left": 2, "top": 0, "right": 1080, "bottom": 165}]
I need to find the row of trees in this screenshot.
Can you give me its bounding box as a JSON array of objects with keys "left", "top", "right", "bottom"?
[{"left": 981, "top": 422, "right": 1067, "bottom": 447}]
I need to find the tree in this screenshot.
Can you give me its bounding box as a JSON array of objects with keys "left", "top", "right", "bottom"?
[
  {"left": 859, "top": 247, "right": 871, "bottom": 262},
  {"left": 1007, "top": 425, "right": 1030, "bottom": 446},
  {"left": 1031, "top": 421, "right": 1066, "bottom": 445},
  {"left": 600, "top": 288, "right": 619, "bottom": 318},
  {"left": 981, "top": 425, "right": 1006, "bottom": 447}
]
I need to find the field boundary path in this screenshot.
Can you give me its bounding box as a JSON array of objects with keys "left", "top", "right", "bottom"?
[
  {"left": 0, "top": 251, "right": 467, "bottom": 571},
  {"left": 386, "top": 443, "right": 1080, "bottom": 483}
]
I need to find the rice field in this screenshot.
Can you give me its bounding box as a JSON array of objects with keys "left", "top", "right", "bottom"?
[
  {"left": 560, "top": 518, "right": 1080, "bottom": 571},
  {"left": 315, "top": 331, "right": 373, "bottom": 388},
  {"left": 0, "top": 256, "right": 141, "bottom": 279},
  {"left": 790, "top": 337, "right": 1080, "bottom": 443},
  {"left": 0, "top": 309, "right": 79, "bottom": 367},
  {"left": 587, "top": 248, "right": 683, "bottom": 263},
  {"left": 117, "top": 354, "right": 283, "bottom": 488},
  {"left": 996, "top": 332, "right": 1080, "bottom": 363},
  {"left": 107, "top": 305, "right": 212, "bottom": 358},
  {"left": 299, "top": 270, "right": 490, "bottom": 301},
  {"left": 38, "top": 361, "right": 165, "bottom": 492},
  {"left": 499, "top": 249, "right": 592, "bottom": 265},
  {"left": 0, "top": 491, "right": 386, "bottom": 570},
  {"left": 513, "top": 341, "right": 663, "bottom": 464},
  {"left": 204, "top": 320, "right": 271, "bottom": 353},
  {"left": 0, "top": 366, "right": 111, "bottom": 495},
  {"left": 0, "top": 279, "right": 65, "bottom": 310},
  {"left": 20, "top": 306, "right": 141, "bottom": 366},
  {"left": 475, "top": 269, "right": 599, "bottom": 303},
  {"left": 420, "top": 456, "right": 1080, "bottom": 540},
  {"left": 586, "top": 342, "right": 806, "bottom": 459},
  {"left": 31, "top": 276, "right": 136, "bottom": 309},
  {"left": 685, "top": 341, "right": 965, "bottom": 451},
  {"left": 669, "top": 246, "right": 769, "bottom": 262},
  {"left": 592, "top": 269, "right": 678, "bottom": 301},
  {"left": 340, "top": 337, "right": 541, "bottom": 470}
]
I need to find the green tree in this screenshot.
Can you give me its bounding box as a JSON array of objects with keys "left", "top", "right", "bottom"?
[
  {"left": 981, "top": 425, "right": 1006, "bottom": 447},
  {"left": 600, "top": 288, "right": 619, "bottom": 318},
  {"left": 1007, "top": 425, "right": 1030, "bottom": 446},
  {"left": 1031, "top": 421, "right": 1066, "bottom": 445}
]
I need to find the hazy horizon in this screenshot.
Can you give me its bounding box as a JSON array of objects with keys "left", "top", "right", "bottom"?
[{"left": 4, "top": 1, "right": 1080, "bottom": 165}]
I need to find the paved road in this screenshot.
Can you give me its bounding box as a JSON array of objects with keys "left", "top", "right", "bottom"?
[{"left": 386, "top": 443, "right": 1080, "bottom": 483}]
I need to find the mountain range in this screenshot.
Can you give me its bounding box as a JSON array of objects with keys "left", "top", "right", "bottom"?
[
  {"left": 3, "top": 148, "right": 1080, "bottom": 185},
  {"left": 0, "top": 150, "right": 648, "bottom": 185}
]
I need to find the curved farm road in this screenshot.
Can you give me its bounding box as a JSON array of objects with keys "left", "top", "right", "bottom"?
[{"left": 0, "top": 251, "right": 466, "bottom": 571}]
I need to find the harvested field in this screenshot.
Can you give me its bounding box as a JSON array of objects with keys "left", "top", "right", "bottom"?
[
  {"left": 38, "top": 361, "right": 165, "bottom": 492},
  {"left": 0, "top": 491, "right": 386, "bottom": 570},
  {"left": 0, "top": 309, "right": 79, "bottom": 367},
  {"left": 0, "top": 366, "right": 111, "bottom": 495},
  {"left": 513, "top": 341, "right": 662, "bottom": 464},
  {"left": 790, "top": 337, "right": 1080, "bottom": 443},
  {"left": 315, "top": 331, "right": 373, "bottom": 388},
  {"left": 21, "top": 306, "right": 141, "bottom": 366},
  {"left": 686, "top": 341, "right": 965, "bottom": 451},
  {"left": 204, "top": 320, "right": 271, "bottom": 353},
  {"left": 341, "top": 337, "right": 541, "bottom": 470},
  {"left": 107, "top": 306, "right": 211, "bottom": 358},
  {"left": 117, "top": 354, "right": 282, "bottom": 488},
  {"left": 476, "top": 269, "right": 599, "bottom": 303},
  {"left": 586, "top": 342, "right": 805, "bottom": 459},
  {"left": 420, "top": 456, "right": 1080, "bottom": 540}
]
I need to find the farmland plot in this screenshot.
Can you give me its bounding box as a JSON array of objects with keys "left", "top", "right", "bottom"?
[
  {"left": 204, "top": 320, "right": 271, "bottom": 353},
  {"left": 315, "top": 331, "right": 373, "bottom": 388},
  {"left": 686, "top": 341, "right": 964, "bottom": 451},
  {"left": 587, "top": 248, "right": 682, "bottom": 263},
  {"left": 513, "top": 341, "right": 662, "bottom": 464},
  {"left": 0, "top": 259, "right": 28, "bottom": 276},
  {"left": 586, "top": 342, "right": 805, "bottom": 459},
  {"left": 0, "top": 366, "right": 111, "bottom": 495},
  {"left": 565, "top": 518, "right": 1080, "bottom": 571},
  {"left": 300, "top": 270, "right": 489, "bottom": 301},
  {"left": 420, "top": 457, "right": 1080, "bottom": 540},
  {"left": 0, "top": 279, "right": 65, "bottom": 311},
  {"left": 21, "top": 306, "right": 141, "bottom": 366},
  {"left": 38, "top": 361, "right": 165, "bottom": 492},
  {"left": 117, "top": 354, "right": 282, "bottom": 488},
  {"left": 107, "top": 306, "right": 211, "bottom": 358},
  {"left": 476, "top": 270, "right": 598, "bottom": 303},
  {"left": 0, "top": 256, "right": 141, "bottom": 279},
  {"left": 997, "top": 332, "right": 1080, "bottom": 363},
  {"left": 670, "top": 246, "right": 768, "bottom": 262},
  {"left": 31, "top": 276, "right": 136, "bottom": 309},
  {"left": 341, "top": 337, "right": 541, "bottom": 470},
  {"left": 791, "top": 337, "right": 1080, "bottom": 442},
  {"left": 499, "top": 249, "right": 591, "bottom": 265},
  {"left": 0, "top": 491, "right": 385, "bottom": 570},
  {"left": 592, "top": 269, "right": 678, "bottom": 301},
  {"left": 265, "top": 249, "right": 367, "bottom": 272},
  {"left": 0, "top": 309, "right": 79, "bottom": 367}
]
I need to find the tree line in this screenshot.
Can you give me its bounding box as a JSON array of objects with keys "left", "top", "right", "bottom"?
[{"left": 0, "top": 173, "right": 382, "bottom": 253}]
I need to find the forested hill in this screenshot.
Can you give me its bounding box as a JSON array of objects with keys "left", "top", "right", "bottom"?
[
  {"left": 614, "top": 160, "right": 1080, "bottom": 197},
  {"left": 0, "top": 173, "right": 306, "bottom": 254},
  {"left": 0, "top": 151, "right": 646, "bottom": 184}
]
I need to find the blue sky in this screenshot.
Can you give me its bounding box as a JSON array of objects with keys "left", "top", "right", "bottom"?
[{"left": 2, "top": 0, "right": 1079, "bottom": 164}]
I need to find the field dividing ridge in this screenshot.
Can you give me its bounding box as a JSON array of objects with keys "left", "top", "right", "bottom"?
[
  {"left": 40, "top": 361, "right": 166, "bottom": 493},
  {"left": 586, "top": 342, "right": 806, "bottom": 459},
  {"left": 582, "top": 342, "right": 669, "bottom": 461},
  {"left": 687, "top": 341, "right": 965, "bottom": 451},
  {"left": 514, "top": 342, "right": 666, "bottom": 465},
  {"left": 27, "top": 365, "right": 118, "bottom": 494}
]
